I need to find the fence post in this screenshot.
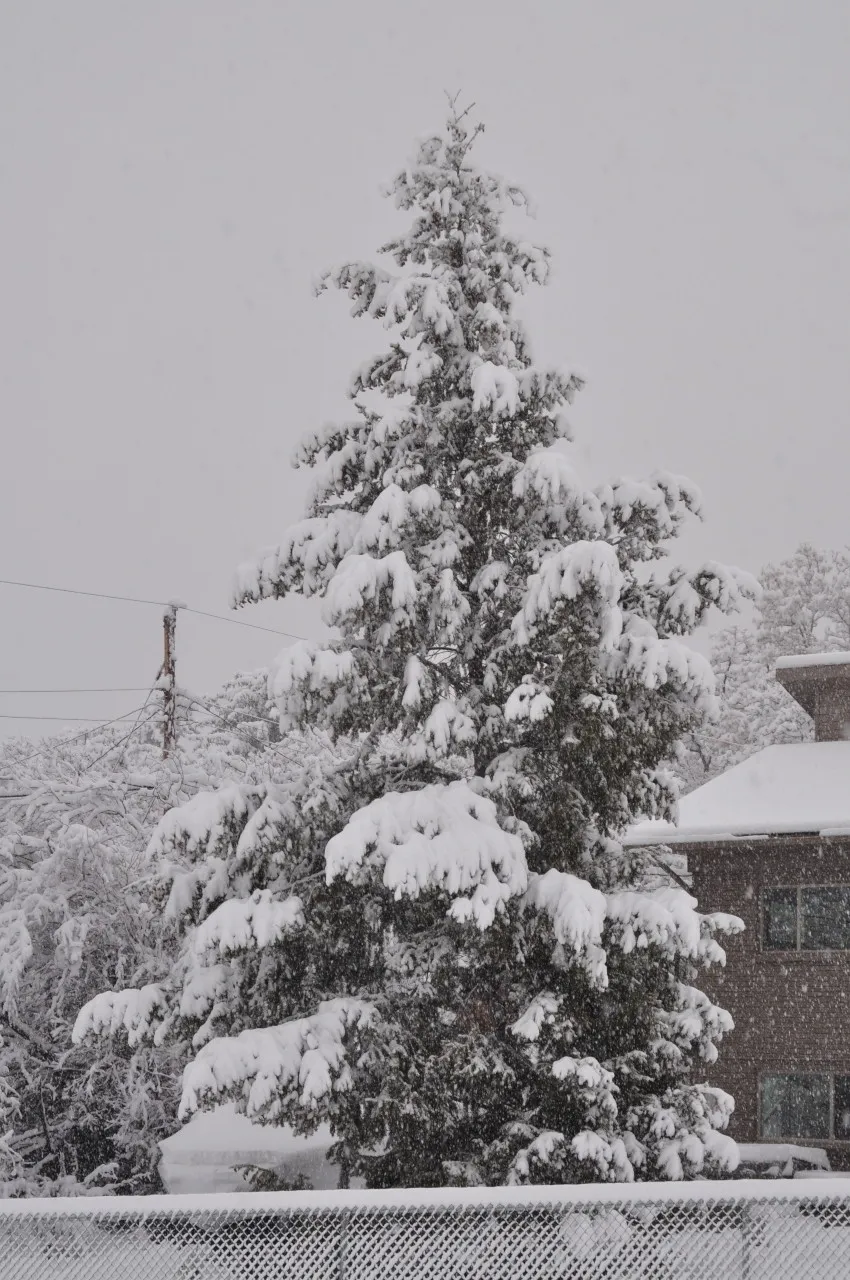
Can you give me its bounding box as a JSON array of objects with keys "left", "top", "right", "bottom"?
[
  {"left": 740, "top": 1202, "right": 752, "bottom": 1280},
  {"left": 338, "top": 1209, "right": 351, "bottom": 1280}
]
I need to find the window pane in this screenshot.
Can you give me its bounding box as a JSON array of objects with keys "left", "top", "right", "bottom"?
[
  {"left": 761, "top": 1074, "right": 830, "bottom": 1140},
  {"left": 835, "top": 1077, "right": 850, "bottom": 1139},
  {"left": 764, "top": 887, "right": 797, "bottom": 949},
  {"left": 801, "top": 887, "right": 850, "bottom": 950}
]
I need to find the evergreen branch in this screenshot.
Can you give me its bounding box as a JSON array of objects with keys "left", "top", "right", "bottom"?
[{"left": 0, "top": 1011, "right": 55, "bottom": 1061}]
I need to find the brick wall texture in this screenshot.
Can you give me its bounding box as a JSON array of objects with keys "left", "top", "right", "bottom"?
[{"left": 690, "top": 837, "right": 850, "bottom": 1166}]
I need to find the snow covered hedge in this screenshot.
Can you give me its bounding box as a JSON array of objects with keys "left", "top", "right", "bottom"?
[{"left": 0, "top": 671, "right": 325, "bottom": 1195}]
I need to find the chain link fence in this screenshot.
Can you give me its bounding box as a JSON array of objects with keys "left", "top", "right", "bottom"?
[{"left": 3, "top": 1179, "right": 850, "bottom": 1279}]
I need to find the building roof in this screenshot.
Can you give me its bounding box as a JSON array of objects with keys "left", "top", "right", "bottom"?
[
  {"left": 774, "top": 653, "right": 850, "bottom": 734},
  {"left": 775, "top": 651, "right": 850, "bottom": 670},
  {"left": 625, "top": 741, "right": 850, "bottom": 847},
  {"left": 158, "top": 1104, "right": 338, "bottom": 1194},
  {"left": 158, "top": 1104, "right": 330, "bottom": 1157}
]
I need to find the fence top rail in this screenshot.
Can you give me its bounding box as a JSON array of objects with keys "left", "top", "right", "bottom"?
[{"left": 2, "top": 1176, "right": 850, "bottom": 1219}]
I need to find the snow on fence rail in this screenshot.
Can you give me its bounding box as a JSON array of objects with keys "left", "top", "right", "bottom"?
[{"left": 4, "top": 1178, "right": 850, "bottom": 1280}]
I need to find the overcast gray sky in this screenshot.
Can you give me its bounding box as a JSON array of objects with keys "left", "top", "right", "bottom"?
[{"left": 2, "top": 1, "right": 849, "bottom": 739}]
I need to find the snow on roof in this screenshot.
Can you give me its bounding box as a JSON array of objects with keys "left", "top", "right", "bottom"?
[
  {"left": 737, "top": 1143, "right": 829, "bottom": 1171},
  {"left": 625, "top": 741, "right": 850, "bottom": 847},
  {"left": 159, "top": 1103, "right": 331, "bottom": 1156},
  {"left": 158, "top": 1105, "right": 338, "bottom": 1194},
  {"left": 775, "top": 652, "right": 850, "bottom": 670}
]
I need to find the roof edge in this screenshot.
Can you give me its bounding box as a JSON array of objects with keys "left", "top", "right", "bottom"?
[
  {"left": 775, "top": 652, "right": 850, "bottom": 670},
  {"left": 624, "top": 827, "right": 850, "bottom": 851}
]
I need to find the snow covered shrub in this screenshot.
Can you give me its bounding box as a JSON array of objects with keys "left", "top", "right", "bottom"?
[
  {"left": 77, "top": 103, "right": 756, "bottom": 1187},
  {"left": 0, "top": 670, "right": 300, "bottom": 1195}
]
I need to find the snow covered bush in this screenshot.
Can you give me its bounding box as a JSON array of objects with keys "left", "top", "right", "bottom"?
[
  {"left": 77, "top": 103, "right": 756, "bottom": 1187},
  {"left": 0, "top": 670, "right": 313, "bottom": 1195}
]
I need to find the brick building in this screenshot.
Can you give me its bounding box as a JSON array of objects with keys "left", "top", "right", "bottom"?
[{"left": 628, "top": 653, "right": 850, "bottom": 1166}]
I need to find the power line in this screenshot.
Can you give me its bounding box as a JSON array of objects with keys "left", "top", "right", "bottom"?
[
  {"left": 0, "top": 713, "right": 152, "bottom": 723},
  {"left": 0, "top": 578, "right": 171, "bottom": 608},
  {"left": 0, "top": 687, "right": 151, "bottom": 695},
  {"left": 79, "top": 697, "right": 160, "bottom": 774},
  {"left": 4, "top": 692, "right": 276, "bottom": 768},
  {"left": 182, "top": 607, "right": 304, "bottom": 639},
  {"left": 0, "top": 688, "right": 285, "bottom": 782},
  {"left": 181, "top": 693, "right": 290, "bottom": 768},
  {"left": 2, "top": 704, "right": 158, "bottom": 768},
  {"left": 0, "top": 577, "right": 307, "bottom": 640}
]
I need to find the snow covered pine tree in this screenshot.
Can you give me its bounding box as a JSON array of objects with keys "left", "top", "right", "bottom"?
[{"left": 76, "top": 104, "right": 758, "bottom": 1186}]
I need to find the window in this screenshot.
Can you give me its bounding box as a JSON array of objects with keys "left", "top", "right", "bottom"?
[
  {"left": 763, "top": 887, "right": 797, "bottom": 949},
  {"left": 802, "top": 888, "right": 850, "bottom": 950},
  {"left": 761, "top": 1073, "right": 850, "bottom": 1140},
  {"left": 836, "top": 1077, "right": 850, "bottom": 1139},
  {"left": 763, "top": 885, "right": 850, "bottom": 951}
]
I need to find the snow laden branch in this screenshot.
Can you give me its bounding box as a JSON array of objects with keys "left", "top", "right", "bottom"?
[
  {"left": 180, "top": 999, "right": 376, "bottom": 1122},
  {"left": 192, "top": 890, "right": 305, "bottom": 958},
  {"left": 520, "top": 873, "right": 742, "bottom": 989},
  {"left": 72, "top": 985, "right": 168, "bottom": 1050},
  {"left": 512, "top": 541, "right": 624, "bottom": 649},
  {"left": 325, "top": 781, "right": 529, "bottom": 929}
]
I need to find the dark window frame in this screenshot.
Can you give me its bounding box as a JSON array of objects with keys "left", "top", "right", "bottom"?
[
  {"left": 757, "top": 1070, "right": 850, "bottom": 1141},
  {"left": 759, "top": 1071, "right": 850, "bottom": 1141},
  {"left": 759, "top": 1071, "right": 833, "bottom": 1141},
  {"left": 761, "top": 884, "right": 850, "bottom": 952},
  {"left": 762, "top": 884, "right": 800, "bottom": 950}
]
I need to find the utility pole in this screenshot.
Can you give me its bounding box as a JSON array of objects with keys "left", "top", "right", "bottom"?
[{"left": 160, "top": 603, "right": 180, "bottom": 758}]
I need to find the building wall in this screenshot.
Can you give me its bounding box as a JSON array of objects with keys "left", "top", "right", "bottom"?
[
  {"left": 814, "top": 687, "right": 850, "bottom": 741},
  {"left": 690, "top": 837, "right": 850, "bottom": 1166}
]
